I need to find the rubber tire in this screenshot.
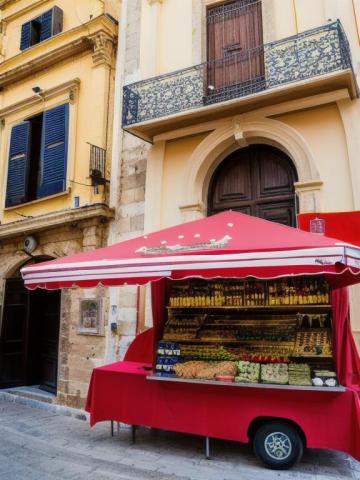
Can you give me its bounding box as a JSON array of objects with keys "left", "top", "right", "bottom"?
[{"left": 253, "top": 421, "right": 304, "bottom": 470}]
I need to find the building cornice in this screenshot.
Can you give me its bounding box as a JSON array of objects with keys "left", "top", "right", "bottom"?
[
  {"left": 0, "top": 204, "right": 115, "bottom": 241},
  {"left": 0, "top": 0, "right": 18, "bottom": 10},
  {"left": 0, "top": 15, "right": 117, "bottom": 88}
]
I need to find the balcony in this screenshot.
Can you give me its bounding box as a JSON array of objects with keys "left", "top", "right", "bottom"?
[{"left": 122, "top": 21, "right": 358, "bottom": 142}]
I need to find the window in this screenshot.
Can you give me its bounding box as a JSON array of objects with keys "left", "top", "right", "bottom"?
[
  {"left": 5, "top": 104, "right": 69, "bottom": 207},
  {"left": 20, "top": 6, "right": 63, "bottom": 50}
]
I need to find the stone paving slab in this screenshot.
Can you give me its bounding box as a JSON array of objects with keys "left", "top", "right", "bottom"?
[{"left": 0, "top": 398, "right": 359, "bottom": 480}]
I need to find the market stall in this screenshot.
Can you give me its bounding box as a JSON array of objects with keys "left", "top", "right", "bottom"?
[{"left": 21, "top": 211, "right": 360, "bottom": 469}]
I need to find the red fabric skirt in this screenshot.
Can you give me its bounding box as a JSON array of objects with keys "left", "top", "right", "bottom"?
[{"left": 86, "top": 361, "right": 360, "bottom": 461}]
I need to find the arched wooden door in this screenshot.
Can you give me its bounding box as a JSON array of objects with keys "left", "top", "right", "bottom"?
[
  {"left": 208, "top": 145, "right": 298, "bottom": 226},
  {"left": 0, "top": 257, "right": 61, "bottom": 393}
]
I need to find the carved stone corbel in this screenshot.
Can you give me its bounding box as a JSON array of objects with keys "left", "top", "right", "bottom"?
[
  {"left": 233, "top": 119, "right": 248, "bottom": 147},
  {"left": 89, "top": 31, "right": 115, "bottom": 68}
]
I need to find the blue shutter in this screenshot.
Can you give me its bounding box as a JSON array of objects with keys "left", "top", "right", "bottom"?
[
  {"left": 5, "top": 123, "right": 31, "bottom": 207},
  {"left": 37, "top": 104, "right": 69, "bottom": 198},
  {"left": 20, "top": 22, "right": 31, "bottom": 50},
  {"left": 40, "top": 7, "right": 63, "bottom": 42},
  {"left": 40, "top": 9, "right": 53, "bottom": 41}
]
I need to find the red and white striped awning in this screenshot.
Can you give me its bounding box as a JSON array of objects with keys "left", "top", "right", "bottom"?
[{"left": 21, "top": 211, "right": 360, "bottom": 290}]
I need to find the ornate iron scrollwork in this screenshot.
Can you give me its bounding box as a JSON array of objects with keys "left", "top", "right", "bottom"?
[{"left": 122, "top": 21, "right": 355, "bottom": 127}]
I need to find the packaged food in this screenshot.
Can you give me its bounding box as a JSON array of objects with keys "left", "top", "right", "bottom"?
[{"left": 261, "top": 363, "right": 289, "bottom": 385}]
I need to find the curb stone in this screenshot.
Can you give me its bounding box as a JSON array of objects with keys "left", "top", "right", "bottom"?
[{"left": 0, "top": 390, "right": 89, "bottom": 421}]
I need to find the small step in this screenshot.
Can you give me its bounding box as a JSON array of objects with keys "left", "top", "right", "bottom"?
[{"left": 2, "top": 385, "right": 55, "bottom": 404}]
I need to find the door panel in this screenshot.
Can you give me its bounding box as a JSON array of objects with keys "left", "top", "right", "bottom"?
[
  {"left": 255, "top": 202, "right": 296, "bottom": 226},
  {"left": 207, "top": 0, "right": 264, "bottom": 97},
  {"left": 0, "top": 280, "right": 28, "bottom": 387},
  {"left": 29, "top": 289, "right": 60, "bottom": 393},
  {"left": 0, "top": 275, "right": 60, "bottom": 393},
  {"left": 208, "top": 145, "right": 298, "bottom": 226},
  {"left": 212, "top": 155, "right": 252, "bottom": 209},
  {"left": 256, "top": 150, "right": 295, "bottom": 198}
]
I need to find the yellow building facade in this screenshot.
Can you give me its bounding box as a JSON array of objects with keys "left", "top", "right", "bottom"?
[
  {"left": 0, "top": 0, "right": 119, "bottom": 407},
  {"left": 110, "top": 0, "right": 360, "bottom": 354}
]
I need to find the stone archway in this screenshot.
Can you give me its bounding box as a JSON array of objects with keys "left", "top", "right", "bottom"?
[{"left": 179, "top": 117, "right": 322, "bottom": 221}]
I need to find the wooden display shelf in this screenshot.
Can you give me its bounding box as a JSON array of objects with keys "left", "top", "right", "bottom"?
[
  {"left": 163, "top": 338, "right": 294, "bottom": 344},
  {"left": 147, "top": 374, "right": 346, "bottom": 392},
  {"left": 167, "top": 305, "right": 332, "bottom": 311}
]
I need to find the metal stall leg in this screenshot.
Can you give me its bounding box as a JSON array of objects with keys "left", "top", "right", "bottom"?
[
  {"left": 110, "top": 421, "right": 114, "bottom": 437},
  {"left": 205, "top": 436, "right": 211, "bottom": 460},
  {"left": 131, "top": 425, "right": 137, "bottom": 444}
]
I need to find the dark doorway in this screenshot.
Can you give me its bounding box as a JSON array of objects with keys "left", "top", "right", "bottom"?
[
  {"left": 0, "top": 262, "right": 60, "bottom": 394},
  {"left": 208, "top": 144, "right": 298, "bottom": 226},
  {"left": 206, "top": 0, "right": 264, "bottom": 102}
]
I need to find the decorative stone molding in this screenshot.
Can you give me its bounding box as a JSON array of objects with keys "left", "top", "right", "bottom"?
[
  {"left": 0, "top": 204, "right": 114, "bottom": 241},
  {"left": 1, "top": 0, "right": 52, "bottom": 22},
  {"left": 0, "top": 15, "right": 117, "bottom": 88},
  {"left": 180, "top": 117, "right": 322, "bottom": 211},
  {"left": 233, "top": 119, "right": 248, "bottom": 147},
  {"left": 0, "top": 79, "right": 80, "bottom": 121},
  {"left": 179, "top": 203, "right": 206, "bottom": 222},
  {"left": 294, "top": 180, "right": 324, "bottom": 213},
  {"left": 0, "top": 39, "right": 89, "bottom": 89},
  {"left": 89, "top": 31, "right": 115, "bottom": 68},
  {"left": 147, "top": 0, "right": 164, "bottom": 5}
]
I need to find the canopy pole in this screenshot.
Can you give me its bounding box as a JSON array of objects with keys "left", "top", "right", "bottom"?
[
  {"left": 205, "top": 436, "right": 211, "bottom": 459},
  {"left": 131, "top": 425, "right": 137, "bottom": 444}
]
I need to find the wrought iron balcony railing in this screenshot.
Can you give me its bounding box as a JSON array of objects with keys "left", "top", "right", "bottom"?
[
  {"left": 88, "top": 143, "right": 107, "bottom": 193},
  {"left": 122, "top": 21, "right": 354, "bottom": 128}
]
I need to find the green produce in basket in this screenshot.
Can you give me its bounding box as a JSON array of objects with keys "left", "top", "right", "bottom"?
[
  {"left": 235, "top": 361, "right": 260, "bottom": 383},
  {"left": 261, "top": 363, "right": 289, "bottom": 385}
]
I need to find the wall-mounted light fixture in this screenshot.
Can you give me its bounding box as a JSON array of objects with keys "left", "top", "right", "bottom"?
[{"left": 32, "top": 86, "right": 44, "bottom": 100}]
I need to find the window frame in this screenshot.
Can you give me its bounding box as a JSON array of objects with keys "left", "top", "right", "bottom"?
[
  {"left": 20, "top": 6, "right": 64, "bottom": 51},
  {"left": 3, "top": 102, "right": 72, "bottom": 210}
]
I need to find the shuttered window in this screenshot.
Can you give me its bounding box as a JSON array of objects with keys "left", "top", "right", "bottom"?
[
  {"left": 4, "top": 104, "right": 69, "bottom": 207},
  {"left": 20, "top": 6, "right": 63, "bottom": 50},
  {"left": 5, "top": 123, "right": 31, "bottom": 207},
  {"left": 37, "top": 104, "right": 69, "bottom": 198}
]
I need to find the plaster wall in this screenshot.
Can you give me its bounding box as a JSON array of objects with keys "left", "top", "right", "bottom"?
[
  {"left": 111, "top": 0, "right": 360, "bottom": 360},
  {"left": 0, "top": 52, "right": 111, "bottom": 224},
  {"left": 1, "top": 0, "right": 106, "bottom": 60},
  {"left": 276, "top": 105, "right": 355, "bottom": 212}
]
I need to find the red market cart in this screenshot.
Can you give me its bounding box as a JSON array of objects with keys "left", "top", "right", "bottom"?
[{"left": 21, "top": 211, "right": 360, "bottom": 469}]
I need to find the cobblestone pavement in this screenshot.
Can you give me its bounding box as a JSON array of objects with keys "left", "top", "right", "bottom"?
[{"left": 0, "top": 399, "right": 359, "bottom": 480}]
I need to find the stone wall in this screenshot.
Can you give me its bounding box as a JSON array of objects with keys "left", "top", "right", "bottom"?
[
  {"left": 0, "top": 218, "right": 110, "bottom": 409},
  {"left": 106, "top": 0, "right": 150, "bottom": 363}
]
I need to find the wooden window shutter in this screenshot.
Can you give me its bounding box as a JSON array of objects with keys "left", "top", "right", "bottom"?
[
  {"left": 5, "top": 122, "right": 31, "bottom": 207},
  {"left": 40, "top": 6, "right": 63, "bottom": 42},
  {"left": 37, "top": 104, "right": 69, "bottom": 198},
  {"left": 20, "top": 22, "right": 31, "bottom": 50}
]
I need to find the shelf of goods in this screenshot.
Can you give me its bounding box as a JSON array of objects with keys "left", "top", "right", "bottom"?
[
  {"left": 155, "top": 277, "right": 341, "bottom": 391},
  {"left": 147, "top": 375, "right": 346, "bottom": 393}
]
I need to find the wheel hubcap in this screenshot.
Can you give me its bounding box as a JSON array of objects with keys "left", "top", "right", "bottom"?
[{"left": 264, "top": 431, "right": 292, "bottom": 461}]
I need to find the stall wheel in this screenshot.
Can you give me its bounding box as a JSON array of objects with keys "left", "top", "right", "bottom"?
[{"left": 253, "top": 421, "right": 303, "bottom": 470}]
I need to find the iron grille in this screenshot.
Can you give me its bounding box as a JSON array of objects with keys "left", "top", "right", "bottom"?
[
  {"left": 122, "top": 21, "right": 356, "bottom": 128},
  {"left": 88, "top": 143, "right": 107, "bottom": 188}
]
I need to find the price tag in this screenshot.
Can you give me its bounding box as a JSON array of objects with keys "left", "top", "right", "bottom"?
[{"left": 310, "top": 218, "right": 325, "bottom": 235}]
